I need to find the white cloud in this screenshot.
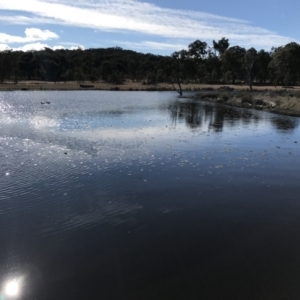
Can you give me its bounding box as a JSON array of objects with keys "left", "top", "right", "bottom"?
[
  {"left": 69, "top": 46, "right": 85, "bottom": 50},
  {"left": 0, "top": 43, "right": 10, "bottom": 51},
  {"left": 17, "top": 42, "right": 50, "bottom": 51},
  {"left": 25, "top": 28, "right": 58, "bottom": 41},
  {"left": 117, "top": 41, "right": 188, "bottom": 51},
  {"left": 1, "top": 42, "right": 83, "bottom": 52},
  {"left": 0, "top": 28, "right": 58, "bottom": 43},
  {"left": 52, "top": 45, "right": 64, "bottom": 50},
  {"left": 0, "top": 0, "right": 297, "bottom": 48}
]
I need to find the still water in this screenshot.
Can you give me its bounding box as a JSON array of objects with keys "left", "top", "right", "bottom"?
[{"left": 0, "top": 91, "right": 300, "bottom": 299}]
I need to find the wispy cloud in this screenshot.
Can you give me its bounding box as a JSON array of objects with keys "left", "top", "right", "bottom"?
[
  {"left": 0, "top": 15, "right": 58, "bottom": 25},
  {"left": 0, "top": 28, "right": 58, "bottom": 43},
  {"left": 0, "top": 0, "right": 296, "bottom": 49}
]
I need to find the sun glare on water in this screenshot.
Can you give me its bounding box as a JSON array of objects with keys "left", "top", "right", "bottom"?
[{"left": 4, "top": 280, "right": 19, "bottom": 297}]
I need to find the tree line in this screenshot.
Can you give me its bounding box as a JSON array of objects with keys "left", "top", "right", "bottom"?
[{"left": 0, "top": 39, "right": 300, "bottom": 91}]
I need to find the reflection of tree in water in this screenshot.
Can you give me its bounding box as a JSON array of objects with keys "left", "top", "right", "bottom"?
[
  {"left": 168, "top": 101, "right": 262, "bottom": 132},
  {"left": 223, "top": 108, "right": 260, "bottom": 128},
  {"left": 271, "top": 116, "right": 300, "bottom": 132},
  {"left": 210, "top": 105, "right": 225, "bottom": 132},
  {"left": 168, "top": 101, "right": 300, "bottom": 132},
  {"left": 169, "top": 101, "right": 204, "bottom": 129}
]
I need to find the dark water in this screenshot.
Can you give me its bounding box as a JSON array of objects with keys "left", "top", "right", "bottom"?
[{"left": 0, "top": 91, "right": 300, "bottom": 299}]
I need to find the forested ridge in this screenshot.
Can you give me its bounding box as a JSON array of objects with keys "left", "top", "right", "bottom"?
[{"left": 1, "top": 38, "right": 300, "bottom": 89}]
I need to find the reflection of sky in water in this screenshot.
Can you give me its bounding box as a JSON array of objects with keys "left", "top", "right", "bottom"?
[
  {"left": 1, "top": 91, "right": 300, "bottom": 299},
  {"left": 58, "top": 110, "right": 167, "bottom": 132},
  {"left": 30, "top": 116, "right": 59, "bottom": 129}
]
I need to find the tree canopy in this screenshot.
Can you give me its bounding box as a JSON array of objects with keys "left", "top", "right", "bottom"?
[{"left": 0, "top": 39, "right": 300, "bottom": 88}]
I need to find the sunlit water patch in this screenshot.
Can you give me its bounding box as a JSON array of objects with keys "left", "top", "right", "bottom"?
[{"left": 0, "top": 91, "right": 300, "bottom": 299}]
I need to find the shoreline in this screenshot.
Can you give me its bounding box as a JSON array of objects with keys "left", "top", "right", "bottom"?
[
  {"left": 1, "top": 81, "right": 300, "bottom": 117},
  {"left": 193, "top": 90, "right": 300, "bottom": 117},
  {"left": 0, "top": 80, "right": 295, "bottom": 92}
]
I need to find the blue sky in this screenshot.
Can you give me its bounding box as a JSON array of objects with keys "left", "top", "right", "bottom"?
[{"left": 0, "top": 0, "right": 299, "bottom": 55}]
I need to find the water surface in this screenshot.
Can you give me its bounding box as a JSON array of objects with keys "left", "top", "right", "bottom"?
[{"left": 0, "top": 91, "right": 300, "bottom": 299}]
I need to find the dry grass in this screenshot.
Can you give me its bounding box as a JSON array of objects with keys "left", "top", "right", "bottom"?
[
  {"left": 194, "top": 89, "right": 300, "bottom": 117},
  {"left": 1, "top": 80, "right": 298, "bottom": 92}
]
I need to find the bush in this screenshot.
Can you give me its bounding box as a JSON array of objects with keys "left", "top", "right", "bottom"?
[
  {"left": 240, "top": 93, "right": 253, "bottom": 104},
  {"left": 222, "top": 94, "right": 229, "bottom": 101},
  {"left": 202, "top": 92, "right": 219, "bottom": 99}
]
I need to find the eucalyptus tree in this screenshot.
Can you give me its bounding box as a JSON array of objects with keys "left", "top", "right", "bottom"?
[
  {"left": 213, "top": 37, "right": 230, "bottom": 56},
  {"left": 188, "top": 40, "right": 208, "bottom": 82},
  {"left": 221, "top": 46, "right": 246, "bottom": 84},
  {"left": 0, "top": 50, "right": 13, "bottom": 83},
  {"left": 244, "top": 48, "right": 258, "bottom": 91},
  {"left": 18, "top": 51, "right": 39, "bottom": 80},
  {"left": 255, "top": 50, "right": 271, "bottom": 84},
  {"left": 205, "top": 47, "right": 222, "bottom": 83},
  {"left": 188, "top": 40, "right": 208, "bottom": 60},
  {"left": 170, "top": 50, "right": 190, "bottom": 96},
  {"left": 128, "top": 59, "right": 139, "bottom": 82},
  {"left": 38, "top": 48, "right": 67, "bottom": 82},
  {"left": 268, "top": 42, "right": 300, "bottom": 86}
]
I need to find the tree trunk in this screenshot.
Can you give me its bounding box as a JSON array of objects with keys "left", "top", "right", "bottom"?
[
  {"left": 247, "top": 70, "right": 253, "bottom": 91},
  {"left": 171, "top": 77, "right": 183, "bottom": 96}
]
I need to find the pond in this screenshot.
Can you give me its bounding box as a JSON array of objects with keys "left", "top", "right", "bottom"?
[{"left": 0, "top": 91, "right": 300, "bottom": 299}]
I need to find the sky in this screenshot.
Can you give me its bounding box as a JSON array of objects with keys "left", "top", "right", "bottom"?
[{"left": 0, "top": 0, "right": 299, "bottom": 55}]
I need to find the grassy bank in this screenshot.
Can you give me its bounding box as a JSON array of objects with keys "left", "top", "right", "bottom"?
[
  {"left": 194, "top": 89, "right": 300, "bottom": 117},
  {"left": 0, "top": 80, "right": 293, "bottom": 92}
]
